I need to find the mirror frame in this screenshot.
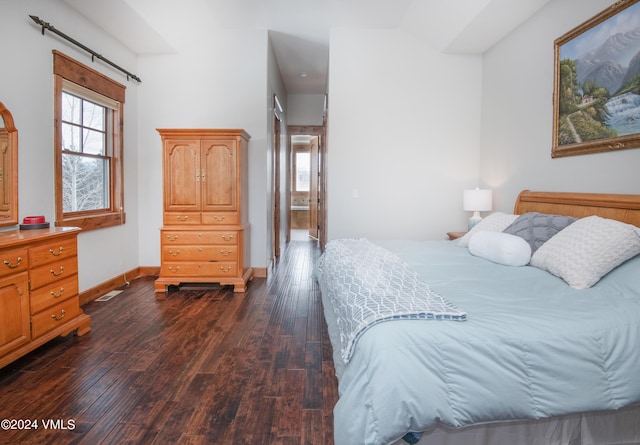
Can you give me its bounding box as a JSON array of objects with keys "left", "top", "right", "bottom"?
[{"left": 0, "top": 101, "right": 19, "bottom": 227}]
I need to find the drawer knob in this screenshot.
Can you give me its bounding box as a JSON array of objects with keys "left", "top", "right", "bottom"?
[
  {"left": 220, "top": 249, "right": 231, "bottom": 256},
  {"left": 176, "top": 215, "right": 188, "bottom": 221},
  {"left": 213, "top": 215, "right": 225, "bottom": 222},
  {"left": 168, "top": 266, "right": 180, "bottom": 273},
  {"left": 50, "top": 266, "right": 64, "bottom": 276},
  {"left": 51, "top": 309, "right": 66, "bottom": 321},
  {"left": 3, "top": 256, "right": 22, "bottom": 268},
  {"left": 219, "top": 266, "right": 232, "bottom": 273},
  {"left": 50, "top": 287, "right": 65, "bottom": 298},
  {"left": 221, "top": 234, "right": 235, "bottom": 241},
  {"left": 49, "top": 247, "right": 64, "bottom": 256},
  {"left": 168, "top": 250, "right": 181, "bottom": 256},
  {"left": 166, "top": 235, "right": 179, "bottom": 241}
]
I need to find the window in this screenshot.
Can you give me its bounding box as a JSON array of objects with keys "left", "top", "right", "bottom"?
[
  {"left": 295, "top": 151, "right": 311, "bottom": 192},
  {"left": 293, "top": 144, "right": 311, "bottom": 193},
  {"left": 53, "top": 51, "right": 126, "bottom": 230}
]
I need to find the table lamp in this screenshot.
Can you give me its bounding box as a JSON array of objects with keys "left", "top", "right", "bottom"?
[{"left": 463, "top": 188, "right": 492, "bottom": 230}]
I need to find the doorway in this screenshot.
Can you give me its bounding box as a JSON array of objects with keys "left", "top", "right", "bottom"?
[{"left": 287, "top": 125, "right": 326, "bottom": 248}]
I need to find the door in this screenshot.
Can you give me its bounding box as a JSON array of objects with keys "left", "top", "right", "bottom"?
[
  {"left": 272, "top": 95, "right": 283, "bottom": 259},
  {"left": 309, "top": 136, "right": 319, "bottom": 239},
  {"left": 164, "top": 140, "right": 200, "bottom": 211},
  {"left": 201, "top": 139, "right": 237, "bottom": 211},
  {"left": 0, "top": 272, "right": 30, "bottom": 357}
]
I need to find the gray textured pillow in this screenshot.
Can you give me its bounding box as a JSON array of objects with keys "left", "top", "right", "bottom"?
[{"left": 503, "top": 212, "right": 577, "bottom": 254}]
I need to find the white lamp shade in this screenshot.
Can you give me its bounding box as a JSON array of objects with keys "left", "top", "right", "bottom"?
[{"left": 463, "top": 188, "right": 492, "bottom": 212}]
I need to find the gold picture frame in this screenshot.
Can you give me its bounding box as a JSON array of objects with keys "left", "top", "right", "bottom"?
[{"left": 552, "top": 0, "right": 640, "bottom": 157}]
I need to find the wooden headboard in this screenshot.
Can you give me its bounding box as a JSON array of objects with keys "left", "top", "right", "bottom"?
[{"left": 514, "top": 190, "right": 640, "bottom": 227}]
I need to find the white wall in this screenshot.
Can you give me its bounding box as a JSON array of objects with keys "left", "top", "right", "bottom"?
[
  {"left": 287, "top": 94, "right": 325, "bottom": 126},
  {"left": 327, "top": 28, "right": 483, "bottom": 240},
  {"left": 481, "top": 0, "right": 640, "bottom": 212},
  {"left": 136, "top": 30, "right": 271, "bottom": 270},
  {"left": 268, "top": 36, "right": 289, "bottom": 266},
  {"left": 0, "top": 0, "right": 140, "bottom": 292}
]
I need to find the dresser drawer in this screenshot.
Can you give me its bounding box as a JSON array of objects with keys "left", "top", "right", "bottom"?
[
  {"left": 164, "top": 212, "right": 201, "bottom": 225},
  {"left": 31, "top": 297, "right": 81, "bottom": 339},
  {"left": 30, "top": 275, "right": 78, "bottom": 314},
  {"left": 162, "top": 245, "right": 238, "bottom": 261},
  {"left": 0, "top": 247, "right": 28, "bottom": 277},
  {"left": 162, "top": 230, "right": 240, "bottom": 245},
  {"left": 201, "top": 212, "right": 239, "bottom": 225},
  {"left": 160, "top": 261, "right": 238, "bottom": 278},
  {"left": 29, "top": 257, "right": 78, "bottom": 290},
  {"left": 28, "top": 237, "right": 77, "bottom": 268}
]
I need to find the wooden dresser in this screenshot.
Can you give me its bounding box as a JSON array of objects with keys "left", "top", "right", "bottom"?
[
  {"left": 0, "top": 227, "right": 91, "bottom": 369},
  {"left": 155, "top": 129, "right": 252, "bottom": 294}
]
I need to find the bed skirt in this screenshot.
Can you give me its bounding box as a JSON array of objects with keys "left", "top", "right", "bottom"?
[{"left": 392, "top": 403, "right": 640, "bottom": 445}]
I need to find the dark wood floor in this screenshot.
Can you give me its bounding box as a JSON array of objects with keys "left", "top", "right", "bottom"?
[{"left": 0, "top": 240, "right": 338, "bottom": 445}]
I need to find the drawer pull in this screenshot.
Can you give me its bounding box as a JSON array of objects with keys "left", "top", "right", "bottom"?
[
  {"left": 213, "top": 215, "right": 225, "bottom": 222},
  {"left": 168, "top": 250, "right": 181, "bottom": 256},
  {"left": 3, "top": 257, "right": 22, "bottom": 268},
  {"left": 166, "top": 235, "right": 179, "bottom": 241},
  {"left": 221, "top": 234, "right": 235, "bottom": 241},
  {"left": 50, "top": 266, "right": 64, "bottom": 276},
  {"left": 168, "top": 266, "right": 180, "bottom": 273},
  {"left": 176, "top": 215, "right": 189, "bottom": 221},
  {"left": 220, "top": 249, "right": 232, "bottom": 256},
  {"left": 219, "top": 266, "right": 232, "bottom": 273},
  {"left": 50, "top": 287, "right": 65, "bottom": 298},
  {"left": 49, "top": 247, "right": 64, "bottom": 256},
  {"left": 51, "top": 309, "right": 66, "bottom": 321}
]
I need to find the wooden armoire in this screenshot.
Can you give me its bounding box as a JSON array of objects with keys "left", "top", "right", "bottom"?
[{"left": 154, "top": 129, "right": 252, "bottom": 294}]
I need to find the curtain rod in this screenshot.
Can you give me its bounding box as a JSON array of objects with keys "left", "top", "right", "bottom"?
[{"left": 29, "top": 15, "right": 142, "bottom": 83}]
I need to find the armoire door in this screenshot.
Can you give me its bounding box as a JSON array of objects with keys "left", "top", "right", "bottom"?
[
  {"left": 164, "top": 140, "right": 201, "bottom": 212},
  {"left": 201, "top": 139, "right": 238, "bottom": 212}
]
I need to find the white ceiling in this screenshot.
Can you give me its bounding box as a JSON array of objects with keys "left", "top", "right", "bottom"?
[{"left": 63, "top": 0, "right": 551, "bottom": 94}]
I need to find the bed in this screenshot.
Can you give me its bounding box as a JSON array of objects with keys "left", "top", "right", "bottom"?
[{"left": 316, "top": 190, "right": 640, "bottom": 445}]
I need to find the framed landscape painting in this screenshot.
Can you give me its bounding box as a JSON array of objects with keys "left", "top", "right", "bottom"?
[{"left": 553, "top": 0, "right": 640, "bottom": 157}]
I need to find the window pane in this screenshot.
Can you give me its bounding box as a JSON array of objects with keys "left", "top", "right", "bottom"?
[
  {"left": 83, "top": 100, "right": 105, "bottom": 131},
  {"left": 296, "top": 152, "right": 310, "bottom": 192},
  {"left": 62, "top": 92, "right": 81, "bottom": 124},
  {"left": 62, "top": 153, "right": 110, "bottom": 212},
  {"left": 83, "top": 128, "right": 106, "bottom": 155},
  {"left": 61, "top": 123, "right": 82, "bottom": 152}
]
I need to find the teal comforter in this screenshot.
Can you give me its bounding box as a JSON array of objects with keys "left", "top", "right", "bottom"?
[{"left": 318, "top": 240, "right": 640, "bottom": 445}]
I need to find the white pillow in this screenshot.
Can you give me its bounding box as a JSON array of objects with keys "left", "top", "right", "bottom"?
[
  {"left": 458, "top": 212, "right": 519, "bottom": 247},
  {"left": 468, "top": 231, "right": 532, "bottom": 266},
  {"left": 530, "top": 216, "right": 640, "bottom": 289}
]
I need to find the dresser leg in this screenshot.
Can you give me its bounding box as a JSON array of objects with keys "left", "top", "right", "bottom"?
[{"left": 74, "top": 314, "right": 92, "bottom": 336}]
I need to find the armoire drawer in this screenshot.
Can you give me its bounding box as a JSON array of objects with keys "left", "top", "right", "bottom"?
[
  {"left": 160, "top": 261, "right": 238, "bottom": 278},
  {"left": 31, "top": 297, "right": 81, "bottom": 339},
  {"left": 164, "top": 212, "right": 202, "bottom": 225},
  {"left": 201, "top": 212, "right": 239, "bottom": 225},
  {"left": 28, "top": 237, "right": 77, "bottom": 268},
  {"left": 30, "top": 275, "right": 79, "bottom": 314},
  {"left": 29, "top": 257, "right": 78, "bottom": 290},
  {"left": 162, "top": 245, "right": 238, "bottom": 261}
]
